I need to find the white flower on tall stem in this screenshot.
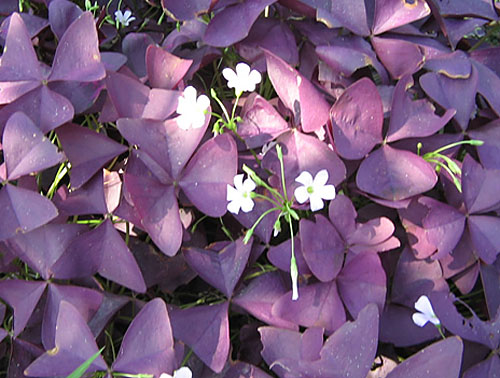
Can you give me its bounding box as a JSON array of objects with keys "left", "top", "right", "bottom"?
[
  {"left": 227, "top": 174, "right": 256, "bottom": 215},
  {"left": 160, "top": 367, "right": 192, "bottom": 378},
  {"left": 176, "top": 86, "right": 210, "bottom": 130},
  {"left": 294, "top": 169, "right": 336, "bottom": 211},
  {"left": 114, "top": 9, "right": 136, "bottom": 27},
  {"left": 222, "top": 62, "right": 262, "bottom": 95},
  {"left": 412, "top": 295, "right": 440, "bottom": 327}
]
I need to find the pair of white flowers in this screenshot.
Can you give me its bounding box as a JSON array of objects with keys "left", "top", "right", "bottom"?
[
  {"left": 175, "top": 63, "right": 261, "bottom": 130},
  {"left": 226, "top": 169, "right": 336, "bottom": 215}
]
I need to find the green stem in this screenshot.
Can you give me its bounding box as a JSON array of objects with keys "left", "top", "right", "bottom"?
[
  {"left": 243, "top": 207, "right": 280, "bottom": 244},
  {"left": 276, "top": 144, "right": 288, "bottom": 201},
  {"left": 251, "top": 192, "right": 281, "bottom": 208}
]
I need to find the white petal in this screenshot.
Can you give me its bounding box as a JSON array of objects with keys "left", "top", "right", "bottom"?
[
  {"left": 249, "top": 69, "right": 262, "bottom": 86},
  {"left": 222, "top": 68, "right": 237, "bottom": 85},
  {"left": 191, "top": 111, "right": 206, "bottom": 129},
  {"left": 183, "top": 86, "right": 197, "bottom": 103},
  {"left": 123, "top": 10, "right": 132, "bottom": 18},
  {"left": 240, "top": 196, "right": 255, "bottom": 213},
  {"left": 227, "top": 199, "right": 241, "bottom": 214},
  {"left": 197, "top": 94, "right": 210, "bottom": 111},
  {"left": 317, "top": 184, "right": 336, "bottom": 201},
  {"left": 313, "top": 169, "right": 329, "bottom": 187},
  {"left": 233, "top": 174, "right": 244, "bottom": 191},
  {"left": 414, "top": 295, "right": 434, "bottom": 316},
  {"left": 242, "top": 177, "right": 256, "bottom": 192},
  {"left": 159, "top": 374, "right": 173, "bottom": 378},
  {"left": 309, "top": 194, "right": 325, "bottom": 212},
  {"left": 236, "top": 62, "right": 251, "bottom": 78},
  {"left": 295, "top": 171, "right": 313, "bottom": 186},
  {"left": 412, "top": 312, "right": 429, "bottom": 327},
  {"left": 429, "top": 316, "right": 440, "bottom": 326},
  {"left": 294, "top": 186, "right": 310, "bottom": 204},
  {"left": 176, "top": 115, "right": 191, "bottom": 130},
  {"left": 227, "top": 184, "right": 238, "bottom": 201},
  {"left": 173, "top": 367, "right": 193, "bottom": 378}
]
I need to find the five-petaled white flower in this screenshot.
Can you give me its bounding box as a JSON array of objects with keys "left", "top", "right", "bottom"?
[
  {"left": 222, "top": 62, "right": 262, "bottom": 95},
  {"left": 160, "top": 367, "right": 192, "bottom": 378},
  {"left": 412, "top": 295, "right": 440, "bottom": 327},
  {"left": 294, "top": 169, "right": 336, "bottom": 212},
  {"left": 227, "top": 174, "right": 256, "bottom": 215},
  {"left": 114, "top": 9, "right": 136, "bottom": 27},
  {"left": 176, "top": 86, "right": 210, "bottom": 130}
]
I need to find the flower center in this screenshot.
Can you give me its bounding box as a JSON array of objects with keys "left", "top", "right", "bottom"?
[
  {"left": 243, "top": 191, "right": 248, "bottom": 198},
  {"left": 307, "top": 186, "right": 314, "bottom": 194}
]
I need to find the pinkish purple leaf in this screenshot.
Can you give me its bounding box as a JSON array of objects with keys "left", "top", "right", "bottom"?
[
  {"left": 264, "top": 49, "right": 330, "bottom": 132},
  {"left": 463, "top": 354, "right": 500, "bottom": 378},
  {"left": 328, "top": 195, "right": 357, "bottom": 238},
  {"left": 112, "top": 298, "right": 175, "bottom": 376},
  {"left": 5, "top": 223, "right": 85, "bottom": 279},
  {"left": 42, "top": 283, "right": 103, "bottom": 350},
  {"left": 420, "top": 196, "right": 466, "bottom": 260},
  {"left": 146, "top": 45, "right": 192, "bottom": 89},
  {"left": 170, "top": 302, "right": 229, "bottom": 373},
  {"left": 0, "top": 280, "right": 46, "bottom": 337},
  {"left": 0, "top": 85, "right": 75, "bottom": 134},
  {"left": 57, "top": 123, "right": 127, "bottom": 189},
  {"left": 203, "top": 0, "right": 276, "bottom": 47},
  {"left": 386, "top": 336, "right": 463, "bottom": 378},
  {"left": 232, "top": 272, "right": 298, "bottom": 330},
  {"left": 3, "top": 112, "right": 64, "bottom": 181},
  {"left": 124, "top": 161, "right": 182, "bottom": 257},
  {"left": 48, "top": 0, "right": 83, "bottom": 40},
  {"left": 0, "top": 184, "right": 58, "bottom": 241},
  {"left": 183, "top": 236, "right": 252, "bottom": 297},
  {"left": 356, "top": 144, "right": 437, "bottom": 201},
  {"left": 48, "top": 12, "right": 105, "bottom": 83},
  {"left": 468, "top": 215, "right": 500, "bottom": 264},
  {"left": 299, "top": 215, "right": 344, "bottom": 282},
  {"left": 348, "top": 217, "right": 395, "bottom": 246},
  {"left": 25, "top": 301, "right": 107, "bottom": 377},
  {"left": 468, "top": 119, "right": 500, "bottom": 170},
  {"left": 122, "top": 33, "right": 155, "bottom": 78},
  {"left": 161, "top": 0, "right": 212, "bottom": 21},
  {"left": 420, "top": 69, "right": 478, "bottom": 131},
  {"left": 267, "top": 236, "right": 311, "bottom": 275},
  {"left": 337, "top": 252, "right": 386, "bottom": 317},
  {"left": 237, "top": 93, "right": 289, "bottom": 149},
  {"left": 179, "top": 133, "right": 237, "bottom": 217},
  {"left": 330, "top": 77, "right": 383, "bottom": 159},
  {"left": 471, "top": 60, "right": 500, "bottom": 118},
  {"left": 105, "top": 71, "right": 150, "bottom": 119},
  {"left": 372, "top": 37, "right": 424, "bottom": 80},
  {"left": 387, "top": 75, "right": 455, "bottom": 143},
  {"left": 462, "top": 155, "right": 500, "bottom": 214},
  {"left": 54, "top": 171, "right": 108, "bottom": 216},
  {"left": 372, "top": 0, "right": 431, "bottom": 35},
  {"left": 272, "top": 280, "right": 346, "bottom": 333}
]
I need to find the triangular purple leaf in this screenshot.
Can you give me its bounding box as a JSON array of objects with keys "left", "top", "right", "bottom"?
[
  {"left": 371, "top": 37, "right": 424, "bottom": 79},
  {"left": 468, "top": 215, "right": 500, "bottom": 264},
  {"left": 3, "top": 111, "right": 64, "bottom": 181},
  {"left": 161, "top": 0, "right": 211, "bottom": 21},
  {"left": 462, "top": 155, "right": 500, "bottom": 214},
  {"left": 112, "top": 298, "right": 176, "bottom": 376},
  {"left": 0, "top": 184, "right": 58, "bottom": 241},
  {"left": 146, "top": 45, "right": 192, "bottom": 89},
  {"left": 0, "top": 279, "right": 46, "bottom": 337},
  {"left": 48, "top": 0, "right": 83, "bottom": 40},
  {"left": 179, "top": 133, "right": 237, "bottom": 217},
  {"left": 57, "top": 123, "right": 127, "bottom": 189},
  {"left": 170, "top": 302, "right": 229, "bottom": 373},
  {"left": 48, "top": 12, "right": 105, "bottom": 83},
  {"left": 372, "top": 0, "right": 430, "bottom": 35},
  {"left": 25, "top": 301, "right": 107, "bottom": 377},
  {"left": 183, "top": 236, "right": 252, "bottom": 297},
  {"left": 356, "top": 144, "right": 437, "bottom": 201},
  {"left": 330, "top": 77, "right": 383, "bottom": 159},
  {"left": 468, "top": 119, "right": 500, "bottom": 170}
]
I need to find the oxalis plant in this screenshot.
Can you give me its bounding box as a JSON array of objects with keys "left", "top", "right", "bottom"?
[{"left": 1, "top": 1, "right": 500, "bottom": 378}]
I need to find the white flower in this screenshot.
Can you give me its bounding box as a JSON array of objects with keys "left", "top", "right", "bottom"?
[
  {"left": 160, "top": 367, "right": 192, "bottom": 378},
  {"left": 222, "top": 63, "right": 262, "bottom": 95},
  {"left": 176, "top": 86, "right": 210, "bottom": 130},
  {"left": 227, "top": 174, "right": 256, "bottom": 215},
  {"left": 114, "top": 9, "right": 136, "bottom": 27},
  {"left": 294, "top": 169, "right": 336, "bottom": 212},
  {"left": 290, "top": 258, "right": 299, "bottom": 301},
  {"left": 412, "top": 295, "right": 440, "bottom": 327}
]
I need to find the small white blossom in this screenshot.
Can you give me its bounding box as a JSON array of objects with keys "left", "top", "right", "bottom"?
[
  {"left": 160, "top": 367, "right": 192, "bottom": 378},
  {"left": 114, "top": 9, "right": 136, "bottom": 27},
  {"left": 222, "top": 62, "right": 262, "bottom": 95},
  {"left": 176, "top": 86, "right": 210, "bottom": 130},
  {"left": 227, "top": 174, "right": 256, "bottom": 215},
  {"left": 294, "top": 169, "right": 336, "bottom": 212},
  {"left": 412, "top": 295, "right": 440, "bottom": 327}
]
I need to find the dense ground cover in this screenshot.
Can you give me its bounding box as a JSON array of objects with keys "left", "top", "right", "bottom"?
[{"left": 0, "top": 0, "right": 500, "bottom": 377}]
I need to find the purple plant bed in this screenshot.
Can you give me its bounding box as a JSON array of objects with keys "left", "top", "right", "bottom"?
[{"left": 0, "top": 0, "right": 499, "bottom": 377}]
